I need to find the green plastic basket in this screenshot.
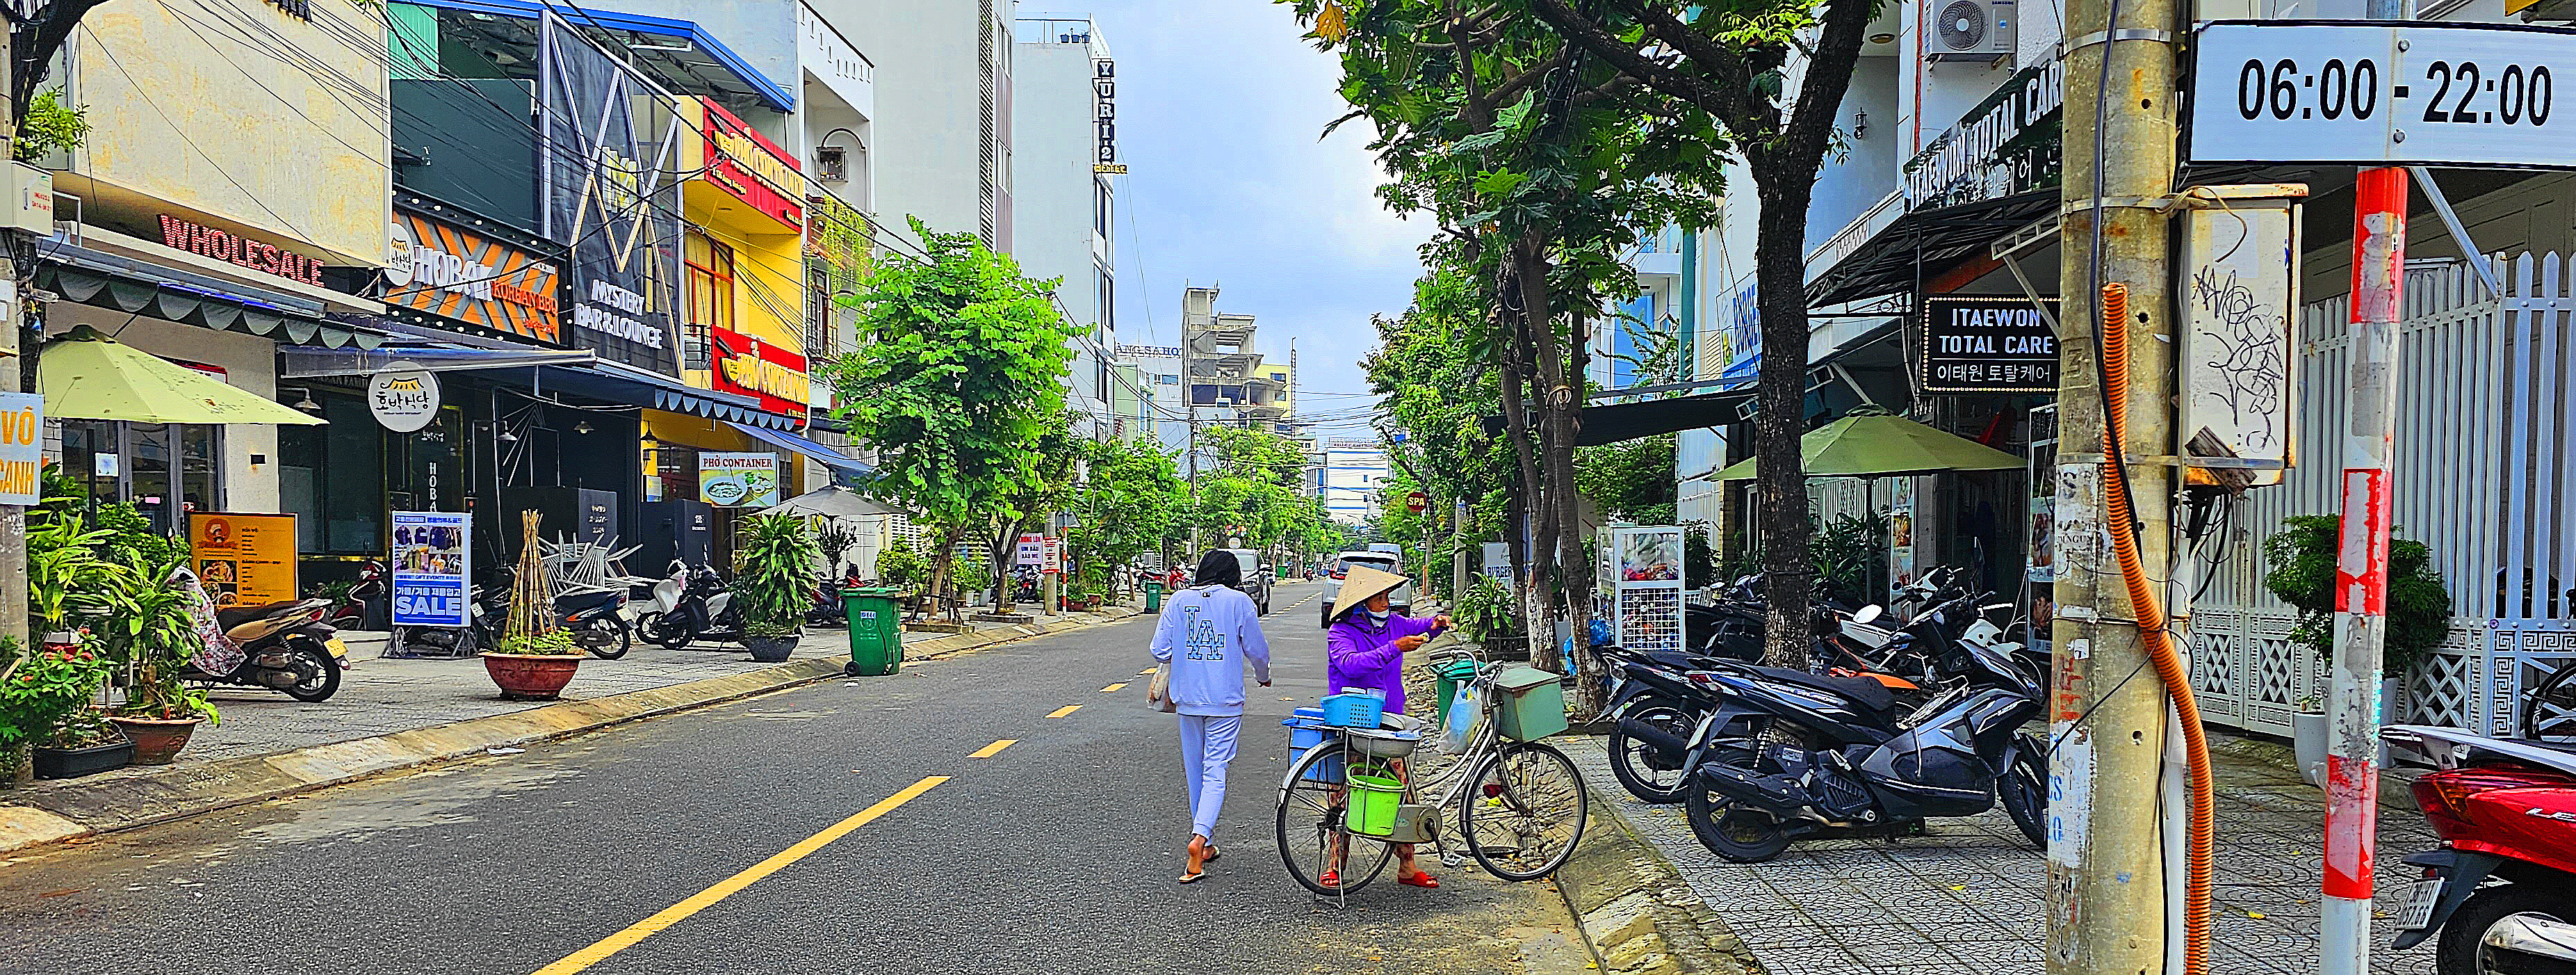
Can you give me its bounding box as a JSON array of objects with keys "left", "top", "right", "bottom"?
[{"left": 1344, "top": 771, "right": 1405, "bottom": 837}]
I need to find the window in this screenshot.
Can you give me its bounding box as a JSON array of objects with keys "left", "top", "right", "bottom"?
[
  {"left": 804, "top": 261, "right": 833, "bottom": 360},
  {"left": 1094, "top": 179, "right": 1112, "bottom": 237},
  {"left": 685, "top": 230, "right": 735, "bottom": 371},
  {"left": 1271, "top": 372, "right": 1287, "bottom": 382}
]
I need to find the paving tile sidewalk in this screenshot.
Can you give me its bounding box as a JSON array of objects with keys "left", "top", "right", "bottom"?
[
  {"left": 1567, "top": 736, "right": 2440, "bottom": 975},
  {"left": 74, "top": 616, "right": 1055, "bottom": 773}
]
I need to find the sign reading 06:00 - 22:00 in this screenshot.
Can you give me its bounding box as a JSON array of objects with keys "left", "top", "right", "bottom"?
[{"left": 2186, "top": 20, "right": 2576, "bottom": 170}]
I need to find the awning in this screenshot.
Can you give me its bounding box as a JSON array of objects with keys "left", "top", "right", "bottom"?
[
  {"left": 726, "top": 421, "right": 872, "bottom": 475},
  {"left": 279, "top": 345, "right": 597, "bottom": 378},
  {"left": 1478, "top": 387, "right": 1757, "bottom": 448},
  {"left": 491, "top": 360, "right": 797, "bottom": 429},
  {"left": 35, "top": 244, "right": 381, "bottom": 350},
  {"left": 1803, "top": 190, "right": 2058, "bottom": 307},
  {"left": 405, "top": 0, "right": 794, "bottom": 111}
]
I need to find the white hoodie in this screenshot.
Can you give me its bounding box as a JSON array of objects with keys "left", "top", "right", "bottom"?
[{"left": 1149, "top": 585, "right": 1273, "bottom": 717}]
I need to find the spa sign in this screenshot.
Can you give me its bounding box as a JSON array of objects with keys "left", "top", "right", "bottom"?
[{"left": 1916, "top": 295, "right": 2062, "bottom": 394}]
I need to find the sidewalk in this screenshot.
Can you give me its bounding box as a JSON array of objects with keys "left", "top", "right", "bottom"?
[{"left": 1567, "top": 734, "right": 2440, "bottom": 975}]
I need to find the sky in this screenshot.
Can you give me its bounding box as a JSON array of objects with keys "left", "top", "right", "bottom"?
[{"left": 1079, "top": 0, "right": 1432, "bottom": 443}]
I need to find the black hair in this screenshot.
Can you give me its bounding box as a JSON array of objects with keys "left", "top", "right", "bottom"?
[{"left": 1195, "top": 549, "right": 1243, "bottom": 589}]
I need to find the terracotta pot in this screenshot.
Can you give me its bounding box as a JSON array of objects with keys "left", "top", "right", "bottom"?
[
  {"left": 108, "top": 716, "right": 203, "bottom": 766},
  {"left": 481, "top": 652, "right": 582, "bottom": 700}
]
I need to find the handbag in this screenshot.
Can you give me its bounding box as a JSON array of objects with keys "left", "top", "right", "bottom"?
[{"left": 1148, "top": 661, "right": 1177, "bottom": 713}]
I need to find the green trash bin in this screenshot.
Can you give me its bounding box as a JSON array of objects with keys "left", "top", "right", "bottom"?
[
  {"left": 842, "top": 587, "right": 906, "bottom": 676},
  {"left": 1144, "top": 581, "right": 1164, "bottom": 613},
  {"left": 1432, "top": 658, "right": 1479, "bottom": 727}
]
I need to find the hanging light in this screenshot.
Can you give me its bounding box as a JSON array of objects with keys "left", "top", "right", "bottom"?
[
  {"left": 497, "top": 425, "right": 520, "bottom": 443},
  {"left": 574, "top": 421, "right": 594, "bottom": 435},
  {"left": 289, "top": 388, "right": 320, "bottom": 413}
]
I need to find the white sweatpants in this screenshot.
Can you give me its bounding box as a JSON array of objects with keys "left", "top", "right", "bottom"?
[{"left": 1177, "top": 714, "right": 1242, "bottom": 841}]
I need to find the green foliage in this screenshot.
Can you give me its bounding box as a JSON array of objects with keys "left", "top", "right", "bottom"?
[
  {"left": 1453, "top": 577, "right": 1521, "bottom": 645},
  {"left": 1576, "top": 434, "right": 1678, "bottom": 526},
  {"left": 1811, "top": 510, "right": 1888, "bottom": 606},
  {"left": 78, "top": 554, "right": 218, "bottom": 722},
  {"left": 821, "top": 216, "right": 1079, "bottom": 586},
  {"left": 498, "top": 629, "right": 580, "bottom": 656},
  {"left": 27, "top": 508, "right": 115, "bottom": 634},
  {"left": 2262, "top": 515, "right": 2455, "bottom": 675},
  {"left": 0, "top": 638, "right": 108, "bottom": 750},
  {"left": 875, "top": 542, "right": 929, "bottom": 595},
  {"left": 1683, "top": 522, "right": 1718, "bottom": 589},
  {"left": 734, "top": 514, "right": 822, "bottom": 636},
  {"left": 15, "top": 88, "right": 88, "bottom": 163},
  {"left": 1190, "top": 426, "right": 1327, "bottom": 550},
  {"left": 92, "top": 501, "right": 188, "bottom": 568},
  {"left": 1076, "top": 435, "right": 1187, "bottom": 585},
  {"left": 815, "top": 523, "right": 862, "bottom": 572}
]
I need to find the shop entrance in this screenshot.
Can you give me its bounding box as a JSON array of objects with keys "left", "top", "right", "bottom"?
[{"left": 59, "top": 420, "right": 225, "bottom": 533}]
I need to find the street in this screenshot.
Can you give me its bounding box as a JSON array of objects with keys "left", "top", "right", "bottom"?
[{"left": 0, "top": 582, "right": 1592, "bottom": 975}]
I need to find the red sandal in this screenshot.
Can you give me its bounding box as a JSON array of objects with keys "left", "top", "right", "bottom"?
[
  {"left": 1397, "top": 869, "right": 1440, "bottom": 889},
  {"left": 1318, "top": 870, "right": 1340, "bottom": 889}
]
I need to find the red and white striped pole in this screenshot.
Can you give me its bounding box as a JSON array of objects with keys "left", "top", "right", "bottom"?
[{"left": 2322, "top": 166, "right": 2407, "bottom": 975}]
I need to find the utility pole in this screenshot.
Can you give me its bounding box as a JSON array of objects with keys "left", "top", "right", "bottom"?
[
  {"left": 2048, "top": 0, "right": 2180, "bottom": 966},
  {"left": 0, "top": 26, "right": 25, "bottom": 656}
]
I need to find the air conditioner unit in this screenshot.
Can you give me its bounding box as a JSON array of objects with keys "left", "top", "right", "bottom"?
[{"left": 1928, "top": 0, "right": 2016, "bottom": 60}]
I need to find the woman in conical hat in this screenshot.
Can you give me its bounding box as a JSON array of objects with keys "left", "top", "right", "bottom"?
[{"left": 1322, "top": 564, "right": 1452, "bottom": 889}]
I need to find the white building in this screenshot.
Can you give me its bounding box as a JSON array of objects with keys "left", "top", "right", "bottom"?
[
  {"left": 1321, "top": 440, "right": 1391, "bottom": 525},
  {"left": 1013, "top": 13, "right": 1124, "bottom": 433},
  {"left": 824, "top": 0, "right": 1015, "bottom": 251},
  {"left": 1114, "top": 343, "right": 1187, "bottom": 453}
]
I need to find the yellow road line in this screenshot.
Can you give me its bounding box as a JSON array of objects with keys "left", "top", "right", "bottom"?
[
  {"left": 1140, "top": 667, "right": 1159, "bottom": 676},
  {"left": 531, "top": 775, "right": 950, "bottom": 974},
  {"left": 1101, "top": 682, "right": 1127, "bottom": 693},
  {"left": 1045, "top": 704, "right": 1082, "bottom": 718},
  {"left": 968, "top": 739, "right": 1016, "bottom": 759}
]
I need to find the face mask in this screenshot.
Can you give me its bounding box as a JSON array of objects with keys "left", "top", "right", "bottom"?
[{"left": 1363, "top": 608, "right": 1390, "bottom": 624}]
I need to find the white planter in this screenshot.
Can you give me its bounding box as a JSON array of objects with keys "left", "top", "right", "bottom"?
[{"left": 2293, "top": 710, "right": 2329, "bottom": 786}]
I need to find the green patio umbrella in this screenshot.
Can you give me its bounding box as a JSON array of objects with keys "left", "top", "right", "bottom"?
[
  {"left": 39, "top": 326, "right": 324, "bottom": 425},
  {"left": 1711, "top": 408, "right": 2021, "bottom": 481}
]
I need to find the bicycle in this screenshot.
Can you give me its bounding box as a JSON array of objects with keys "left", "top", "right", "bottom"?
[
  {"left": 2522, "top": 655, "right": 2576, "bottom": 742},
  {"left": 1273, "top": 642, "right": 1588, "bottom": 898}
]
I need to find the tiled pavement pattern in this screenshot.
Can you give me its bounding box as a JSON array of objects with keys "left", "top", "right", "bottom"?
[
  {"left": 1565, "top": 738, "right": 2443, "bottom": 975},
  {"left": 145, "top": 622, "right": 1008, "bottom": 768}
]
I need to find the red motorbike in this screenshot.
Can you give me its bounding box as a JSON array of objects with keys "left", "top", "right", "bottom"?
[{"left": 2384, "top": 724, "right": 2576, "bottom": 974}]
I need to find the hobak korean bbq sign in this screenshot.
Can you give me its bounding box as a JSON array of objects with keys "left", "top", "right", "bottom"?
[
  {"left": 711, "top": 327, "right": 810, "bottom": 419},
  {"left": 1917, "top": 296, "right": 2061, "bottom": 394},
  {"left": 385, "top": 208, "right": 562, "bottom": 344},
  {"left": 158, "top": 215, "right": 326, "bottom": 287},
  {"left": 701, "top": 100, "right": 805, "bottom": 229}
]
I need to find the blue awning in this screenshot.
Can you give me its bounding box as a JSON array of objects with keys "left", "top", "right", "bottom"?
[
  {"left": 398, "top": 0, "right": 795, "bottom": 111},
  {"left": 726, "top": 421, "right": 871, "bottom": 475},
  {"left": 495, "top": 360, "right": 795, "bottom": 428}
]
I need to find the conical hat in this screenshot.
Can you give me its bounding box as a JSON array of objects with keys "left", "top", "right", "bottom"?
[{"left": 1330, "top": 565, "right": 1408, "bottom": 621}]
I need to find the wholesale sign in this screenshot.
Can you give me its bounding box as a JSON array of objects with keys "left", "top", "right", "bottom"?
[
  {"left": 190, "top": 512, "right": 298, "bottom": 609},
  {"left": 384, "top": 207, "right": 562, "bottom": 344},
  {"left": 391, "top": 510, "right": 471, "bottom": 627},
  {"left": 699, "top": 452, "right": 780, "bottom": 508},
  {"left": 157, "top": 215, "right": 327, "bottom": 287},
  {"left": 1916, "top": 296, "right": 2061, "bottom": 394}
]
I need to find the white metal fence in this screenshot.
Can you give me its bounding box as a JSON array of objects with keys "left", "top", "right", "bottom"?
[{"left": 2190, "top": 254, "right": 2576, "bottom": 738}]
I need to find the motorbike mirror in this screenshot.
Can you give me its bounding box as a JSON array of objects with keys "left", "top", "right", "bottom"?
[{"left": 1851, "top": 604, "right": 1883, "bottom": 625}]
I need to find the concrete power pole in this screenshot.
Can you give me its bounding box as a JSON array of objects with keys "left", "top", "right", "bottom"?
[
  {"left": 0, "top": 28, "right": 26, "bottom": 658},
  {"left": 2048, "top": 0, "right": 2181, "bottom": 967}
]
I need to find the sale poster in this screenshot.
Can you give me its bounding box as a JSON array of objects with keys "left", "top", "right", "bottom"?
[
  {"left": 190, "top": 512, "right": 298, "bottom": 609},
  {"left": 391, "top": 510, "right": 471, "bottom": 627},
  {"left": 699, "top": 452, "right": 781, "bottom": 507}
]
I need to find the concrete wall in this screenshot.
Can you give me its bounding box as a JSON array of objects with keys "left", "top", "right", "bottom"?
[
  {"left": 61, "top": 0, "right": 391, "bottom": 265},
  {"left": 1014, "top": 33, "right": 1115, "bottom": 426},
  {"left": 820, "top": 0, "right": 996, "bottom": 245}
]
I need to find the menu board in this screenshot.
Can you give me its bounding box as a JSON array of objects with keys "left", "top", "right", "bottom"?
[
  {"left": 190, "top": 512, "right": 297, "bottom": 609},
  {"left": 391, "top": 510, "right": 471, "bottom": 627}
]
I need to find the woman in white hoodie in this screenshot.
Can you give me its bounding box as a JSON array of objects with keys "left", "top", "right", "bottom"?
[{"left": 1150, "top": 549, "right": 1272, "bottom": 883}]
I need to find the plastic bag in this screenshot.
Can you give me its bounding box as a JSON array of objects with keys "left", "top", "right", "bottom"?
[{"left": 1442, "top": 684, "right": 1485, "bottom": 753}]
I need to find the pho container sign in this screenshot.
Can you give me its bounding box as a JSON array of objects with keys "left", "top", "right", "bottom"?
[{"left": 699, "top": 452, "right": 780, "bottom": 508}]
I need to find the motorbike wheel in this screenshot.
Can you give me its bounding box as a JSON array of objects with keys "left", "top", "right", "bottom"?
[
  {"left": 2000, "top": 734, "right": 2048, "bottom": 848},
  {"left": 1608, "top": 699, "right": 1696, "bottom": 805},
  {"left": 1684, "top": 777, "right": 1791, "bottom": 863},
  {"left": 578, "top": 616, "right": 631, "bottom": 660},
  {"left": 638, "top": 612, "right": 694, "bottom": 651},
  {"left": 281, "top": 642, "right": 342, "bottom": 702},
  {"left": 2438, "top": 883, "right": 2571, "bottom": 975}
]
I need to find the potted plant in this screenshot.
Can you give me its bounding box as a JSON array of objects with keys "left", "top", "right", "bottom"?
[
  {"left": 735, "top": 514, "right": 822, "bottom": 663},
  {"left": 2264, "top": 514, "right": 2453, "bottom": 739},
  {"left": 1, "top": 636, "right": 122, "bottom": 780},
  {"left": 88, "top": 557, "right": 222, "bottom": 765},
  {"left": 484, "top": 511, "right": 585, "bottom": 699},
  {"left": 35, "top": 702, "right": 132, "bottom": 780}
]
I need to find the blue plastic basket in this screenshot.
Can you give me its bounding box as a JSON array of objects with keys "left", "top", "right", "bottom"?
[
  {"left": 1321, "top": 693, "right": 1385, "bottom": 728},
  {"left": 1283, "top": 707, "right": 1342, "bottom": 784}
]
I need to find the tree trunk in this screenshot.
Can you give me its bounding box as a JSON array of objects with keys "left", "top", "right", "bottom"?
[
  {"left": 991, "top": 519, "right": 1027, "bottom": 613},
  {"left": 1508, "top": 243, "right": 1569, "bottom": 675},
  {"left": 1751, "top": 174, "right": 1819, "bottom": 668},
  {"left": 927, "top": 524, "right": 968, "bottom": 618},
  {"left": 1494, "top": 271, "right": 1551, "bottom": 669}
]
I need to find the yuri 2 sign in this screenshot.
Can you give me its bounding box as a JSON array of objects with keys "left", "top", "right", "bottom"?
[
  {"left": 1917, "top": 296, "right": 2060, "bottom": 394},
  {"left": 2188, "top": 20, "right": 2576, "bottom": 169}
]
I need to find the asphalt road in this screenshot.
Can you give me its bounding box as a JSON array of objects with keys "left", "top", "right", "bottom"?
[{"left": 0, "top": 581, "right": 1591, "bottom": 975}]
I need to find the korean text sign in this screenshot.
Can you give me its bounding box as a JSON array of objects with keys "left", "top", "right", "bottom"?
[{"left": 391, "top": 510, "right": 472, "bottom": 627}]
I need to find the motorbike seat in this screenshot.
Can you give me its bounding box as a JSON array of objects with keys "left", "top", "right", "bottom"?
[
  {"left": 218, "top": 599, "right": 311, "bottom": 629},
  {"left": 1738, "top": 663, "right": 1900, "bottom": 713}
]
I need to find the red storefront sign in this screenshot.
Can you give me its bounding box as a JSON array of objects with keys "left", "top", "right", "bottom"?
[
  {"left": 710, "top": 326, "right": 810, "bottom": 419},
  {"left": 157, "top": 215, "right": 326, "bottom": 287},
  {"left": 700, "top": 101, "right": 804, "bottom": 230}
]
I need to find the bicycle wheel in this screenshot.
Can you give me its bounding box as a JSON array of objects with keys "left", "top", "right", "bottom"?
[
  {"left": 2525, "top": 660, "right": 2576, "bottom": 742},
  {"left": 1459, "top": 741, "right": 1588, "bottom": 882},
  {"left": 1275, "top": 742, "right": 1394, "bottom": 896}
]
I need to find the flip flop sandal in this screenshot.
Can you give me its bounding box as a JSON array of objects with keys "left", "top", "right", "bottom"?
[
  {"left": 1397, "top": 870, "right": 1440, "bottom": 889},
  {"left": 1203, "top": 844, "right": 1221, "bottom": 862},
  {"left": 1177, "top": 869, "right": 1207, "bottom": 884},
  {"left": 1317, "top": 870, "right": 1339, "bottom": 889}
]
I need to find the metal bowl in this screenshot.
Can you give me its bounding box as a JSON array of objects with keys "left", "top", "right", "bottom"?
[{"left": 1346, "top": 725, "right": 1421, "bottom": 758}]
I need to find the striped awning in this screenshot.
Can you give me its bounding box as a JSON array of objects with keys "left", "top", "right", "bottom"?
[{"left": 35, "top": 244, "right": 380, "bottom": 350}]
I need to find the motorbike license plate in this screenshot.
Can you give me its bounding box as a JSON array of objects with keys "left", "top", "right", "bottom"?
[
  {"left": 2397, "top": 876, "right": 2444, "bottom": 930},
  {"left": 323, "top": 637, "right": 350, "bottom": 659}
]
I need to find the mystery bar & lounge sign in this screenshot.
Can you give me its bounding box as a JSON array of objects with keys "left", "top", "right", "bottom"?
[{"left": 1918, "top": 295, "right": 2060, "bottom": 394}]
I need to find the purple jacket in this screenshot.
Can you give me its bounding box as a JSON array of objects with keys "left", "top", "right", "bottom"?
[{"left": 1327, "top": 612, "right": 1444, "bottom": 716}]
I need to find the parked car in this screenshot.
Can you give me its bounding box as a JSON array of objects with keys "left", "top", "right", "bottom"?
[
  {"left": 1321, "top": 550, "right": 1412, "bottom": 628},
  {"left": 1218, "top": 548, "right": 1271, "bottom": 615}
]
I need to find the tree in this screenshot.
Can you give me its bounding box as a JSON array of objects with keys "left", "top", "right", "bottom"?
[
  {"left": 821, "top": 218, "right": 1079, "bottom": 606},
  {"left": 1525, "top": 0, "right": 1881, "bottom": 663},
  {"left": 1286, "top": 0, "right": 1727, "bottom": 700},
  {"left": 983, "top": 413, "right": 1082, "bottom": 612},
  {"left": 1576, "top": 433, "right": 1677, "bottom": 525},
  {"left": 1366, "top": 267, "right": 1523, "bottom": 602},
  {"left": 1076, "top": 435, "right": 1189, "bottom": 598}
]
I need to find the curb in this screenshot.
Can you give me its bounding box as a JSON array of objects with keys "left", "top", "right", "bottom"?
[
  {"left": 2206, "top": 726, "right": 2424, "bottom": 813},
  {"left": 0, "top": 606, "right": 1141, "bottom": 857},
  {"left": 1551, "top": 770, "right": 1766, "bottom": 975}
]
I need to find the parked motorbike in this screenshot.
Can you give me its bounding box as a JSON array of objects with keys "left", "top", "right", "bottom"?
[
  {"left": 1676, "top": 592, "right": 2050, "bottom": 861},
  {"left": 2383, "top": 724, "right": 2576, "bottom": 974},
  {"left": 636, "top": 561, "right": 743, "bottom": 650},
  {"left": 198, "top": 599, "right": 345, "bottom": 702},
  {"left": 322, "top": 558, "right": 385, "bottom": 629}
]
